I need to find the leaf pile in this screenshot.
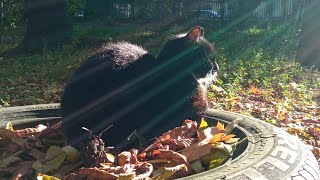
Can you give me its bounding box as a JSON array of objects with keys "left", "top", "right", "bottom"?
[
  {"left": 0, "top": 122, "right": 83, "bottom": 179},
  {"left": 0, "top": 119, "right": 241, "bottom": 179},
  {"left": 209, "top": 82, "right": 320, "bottom": 165}
]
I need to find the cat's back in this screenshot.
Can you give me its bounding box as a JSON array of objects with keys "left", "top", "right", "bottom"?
[{"left": 75, "top": 41, "right": 153, "bottom": 74}]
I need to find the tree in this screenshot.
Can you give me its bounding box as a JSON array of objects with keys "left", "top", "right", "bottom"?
[
  {"left": 17, "top": 0, "right": 71, "bottom": 52},
  {"left": 296, "top": 0, "right": 320, "bottom": 67},
  {"left": 0, "top": 0, "right": 23, "bottom": 43}
]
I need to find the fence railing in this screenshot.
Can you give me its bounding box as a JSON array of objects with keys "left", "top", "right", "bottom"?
[
  {"left": 107, "top": 0, "right": 306, "bottom": 22},
  {"left": 252, "top": 0, "right": 305, "bottom": 21}
]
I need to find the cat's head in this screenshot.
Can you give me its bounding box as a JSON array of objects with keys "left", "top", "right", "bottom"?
[{"left": 157, "top": 26, "right": 218, "bottom": 81}]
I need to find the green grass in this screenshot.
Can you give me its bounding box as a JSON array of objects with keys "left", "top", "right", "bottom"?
[
  {"left": 0, "top": 20, "right": 318, "bottom": 107},
  {"left": 2, "top": 19, "right": 319, "bottom": 163}
]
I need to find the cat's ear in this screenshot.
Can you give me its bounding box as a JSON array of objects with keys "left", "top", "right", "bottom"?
[{"left": 186, "top": 26, "right": 204, "bottom": 42}]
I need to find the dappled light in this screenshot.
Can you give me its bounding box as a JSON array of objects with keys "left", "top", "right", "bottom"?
[{"left": 0, "top": 0, "right": 319, "bottom": 179}]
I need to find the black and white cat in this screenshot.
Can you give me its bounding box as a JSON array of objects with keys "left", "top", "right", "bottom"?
[{"left": 61, "top": 26, "right": 219, "bottom": 150}]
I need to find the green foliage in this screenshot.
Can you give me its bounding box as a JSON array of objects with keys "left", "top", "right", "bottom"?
[
  {"left": 0, "top": 21, "right": 318, "bottom": 109},
  {"left": 0, "top": 0, "right": 23, "bottom": 38},
  {"left": 66, "top": 0, "right": 87, "bottom": 17}
]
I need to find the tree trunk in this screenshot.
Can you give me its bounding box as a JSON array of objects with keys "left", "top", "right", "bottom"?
[
  {"left": 20, "top": 0, "right": 70, "bottom": 52},
  {"left": 296, "top": 0, "right": 320, "bottom": 67},
  {"left": 87, "top": 0, "right": 111, "bottom": 19}
]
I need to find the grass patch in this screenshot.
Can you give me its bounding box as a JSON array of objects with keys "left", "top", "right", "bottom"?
[{"left": 0, "top": 21, "right": 317, "bottom": 107}]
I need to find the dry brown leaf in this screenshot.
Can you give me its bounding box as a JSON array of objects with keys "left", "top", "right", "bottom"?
[
  {"left": 14, "top": 124, "right": 47, "bottom": 137},
  {"left": 181, "top": 140, "right": 212, "bottom": 162},
  {"left": 1, "top": 156, "right": 22, "bottom": 168},
  {"left": 153, "top": 149, "right": 189, "bottom": 166},
  {"left": 0, "top": 161, "right": 34, "bottom": 179},
  {"left": 78, "top": 167, "right": 117, "bottom": 180},
  {"left": 118, "top": 151, "right": 132, "bottom": 166},
  {"left": 198, "top": 127, "right": 220, "bottom": 141},
  {"left": 159, "top": 120, "right": 197, "bottom": 140},
  {"left": 28, "top": 148, "right": 46, "bottom": 160},
  {"left": 133, "top": 162, "right": 153, "bottom": 179},
  {"left": 0, "top": 143, "right": 21, "bottom": 158},
  {"left": 143, "top": 120, "right": 198, "bottom": 152},
  {"left": 0, "top": 128, "right": 27, "bottom": 148},
  {"left": 35, "top": 122, "right": 62, "bottom": 138}
]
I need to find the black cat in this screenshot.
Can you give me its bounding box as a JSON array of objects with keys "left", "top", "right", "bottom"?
[{"left": 61, "top": 26, "right": 218, "bottom": 150}]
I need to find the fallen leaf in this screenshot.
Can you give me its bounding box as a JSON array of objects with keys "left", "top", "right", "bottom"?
[
  {"left": 208, "top": 133, "right": 236, "bottom": 143},
  {"left": 143, "top": 120, "right": 198, "bottom": 152},
  {"left": 15, "top": 124, "right": 47, "bottom": 137},
  {"left": 198, "top": 127, "right": 220, "bottom": 141},
  {"left": 0, "top": 128, "right": 26, "bottom": 148},
  {"left": 6, "top": 122, "right": 14, "bottom": 131},
  {"left": 208, "top": 133, "right": 222, "bottom": 144},
  {"left": 0, "top": 156, "right": 22, "bottom": 168},
  {"left": 250, "top": 84, "right": 259, "bottom": 94},
  {"left": 216, "top": 122, "right": 225, "bottom": 132},
  {"left": 224, "top": 138, "right": 240, "bottom": 144},
  {"left": 198, "top": 117, "right": 208, "bottom": 131},
  {"left": 153, "top": 149, "right": 189, "bottom": 166},
  {"left": 181, "top": 140, "right": 212, "bottom": 162},
  {"left": 1, "top": 161, "right": 34, "bottom": 179},
  {"left": 61, "top": 146, "right": 81, "bottom": 163},
  {"left": 190, "top": 159, "right": 204, "bottom": 173},
  {"left": 152, "top": 164, "right": 187, "bottom": 180},
  {"left": 37, "top": 173, "right": 61, "bottom": 180},
  {"left": 28, "top": 148, "right": 46, "bottom": 160},
  {"left": 32, "top": 146, "right": 66, "bottom": 173},
  {"left": 118, "top": 173, "right": 134, "bottom": 180},
  {"left": 133, "top": 162, "right": 153, "bottom": 180},
  {"left": 78, "top": 167, "right": 117, "bottom": 180},
  {"left": 200, "top": 149, "right": 230, "bottom": 169}
]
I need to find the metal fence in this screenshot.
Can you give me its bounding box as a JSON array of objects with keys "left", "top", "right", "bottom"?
[
  {"left": 252, "top": 0, "right": 306, "bottom": 21},
  {"left": 109, "top": 0, "right": 306, "bottom": 22}
]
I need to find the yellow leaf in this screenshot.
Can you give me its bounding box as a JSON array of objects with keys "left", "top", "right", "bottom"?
[
  {"left": 216, "top": 122, "right": 224, "bottom": 131},
  {"left": 152, "top": 164, "right": 187, "bottom": 180},
  {"left": 199, "top": 117, "right": 208, "bottom": 129},
  {"left": 105, "top": 153, "right": 115, "bottom": 163},
  {"left": 33, "top": 146, "right": 66, "bottom": 173},
  {"left": 222, "top": 134, "right": 236, "bottom": 141},
  {"left": 37, "top": 173, "right": 61, "bottom": 180},
  {"left": 208, "top": 133, "right": 236, "bottom": 144},
  {"left": 200, "top": 149, "right": 230, "bottom": 169},
  {"left": 45, "top": 146, "right": 63, "bottom": 160},
  {"left": 5, "top": 122, "right": 14, "bottom": 131},
  {"left": 208, "top": 133, "right": 224, "bottom": 143},
  {"left": 33, "top": 152, "right": 66, "bottom": 173},
  {"left": 61, "top": 146, "right": 81, "bottom": 163}
]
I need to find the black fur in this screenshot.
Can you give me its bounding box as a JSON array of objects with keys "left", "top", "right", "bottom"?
[{"left": 61, "top": 26, "right": 218, "bottom": 150}]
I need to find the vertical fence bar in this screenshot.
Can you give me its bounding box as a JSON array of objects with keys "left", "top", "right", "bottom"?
[{"left": 108, "top": 0, "right": 307, "bottom": 24}]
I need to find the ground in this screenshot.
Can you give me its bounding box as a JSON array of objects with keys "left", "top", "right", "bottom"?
[{"left": 0, "top": 20, "right": 319, "bottom": 166}]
